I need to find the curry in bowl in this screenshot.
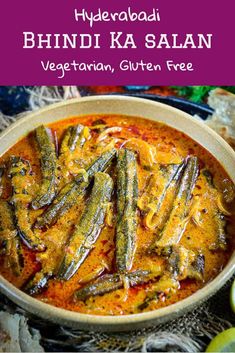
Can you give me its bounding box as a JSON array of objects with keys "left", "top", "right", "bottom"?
[{"left": 0, "top": 114, "right": 234, "bottom": 316}]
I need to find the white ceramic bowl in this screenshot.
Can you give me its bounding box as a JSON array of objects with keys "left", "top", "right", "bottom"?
[{"left": 0, "top": 95, "right": 234, "bottom": 332}]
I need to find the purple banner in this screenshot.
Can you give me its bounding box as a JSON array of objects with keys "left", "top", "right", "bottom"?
[{"left": 0, "top": 0, "right": 234, "bottom": 85}]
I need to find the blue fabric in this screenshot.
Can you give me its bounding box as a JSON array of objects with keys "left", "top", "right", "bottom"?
[
  {"left": 0, "top": 86, "right": 152, "bottom": 115},
  {"left": 0, "top": 86, "right": 31, "bottom": 115},
  {"left": 124, "top": 85, "right": 151, "bottom": 91}
]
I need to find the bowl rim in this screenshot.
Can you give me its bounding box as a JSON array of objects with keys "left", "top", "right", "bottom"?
[{"left": 0, "top": 94, "right": 234, "bottom": 330}]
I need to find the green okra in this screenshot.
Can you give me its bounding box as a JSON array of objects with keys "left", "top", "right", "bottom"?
[
  {"left": 31, "top": 125, "right": 57, "bottom": 210},
  {"left": 9, "top": 156, "right": 45, "bottom": 251},
  {"left": 0, "top": 200, "right": 24, "bottom": 276},
  {"left": 139, "top": 162, "right": 185, "bottom": 230},
  {"left": 23, "top": 270, "right": 52, "bottom": 295},
  {"left": 116, "top": 149, "right": 138, "bottom": 273},
  {"left": 74, "top": 269, "right": 155, "bottom": 301},
  {"left": 60, "top": 124, "right": 87, "bottom": 154},
  {"left": 0, "top": 166, "right": 24, "bottom": 275},
  {"left": 35, "top": 148, "right": 116, "bottom": 229},
  {"left": 58, "top": 172, "right": 113, "bottom": 280},
  {"left": 202, "top": 169, "right": 228, "bottom": 251},
  {"left": 168, "top": 245, "right": 204, "bottom": 281},
  {"left": 153, "top": 157, "right": 199, "bottom": 254}
]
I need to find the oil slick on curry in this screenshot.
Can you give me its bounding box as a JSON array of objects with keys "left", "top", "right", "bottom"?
[{"left": 0, "top": 115, "right": 234, "bottom": 315}]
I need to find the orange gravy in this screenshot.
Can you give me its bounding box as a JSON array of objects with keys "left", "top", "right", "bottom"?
[{"left": 0, "top": 115, "right": 234, "bottom": 315}]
